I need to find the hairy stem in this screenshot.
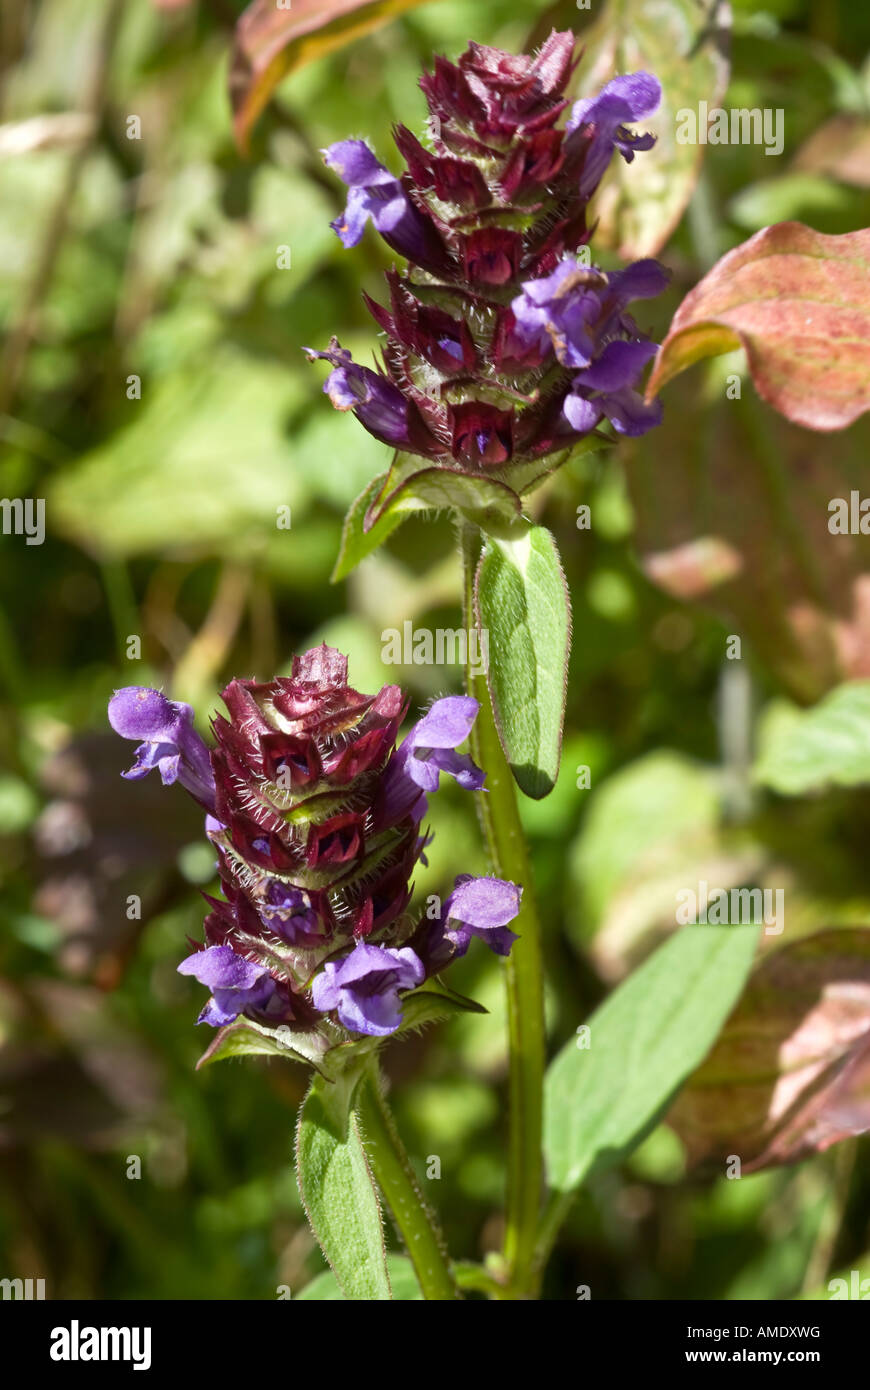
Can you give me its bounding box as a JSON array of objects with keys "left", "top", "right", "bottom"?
[
  {"left": 358, "top": 1066, "right": 460, "bottom": 1300},
  {"left": 459, "top": 521, "right": 546, "bottom": 1298}
]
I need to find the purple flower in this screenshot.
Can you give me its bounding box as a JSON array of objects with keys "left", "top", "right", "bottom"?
[
  {"left": 381, "top": 695, "right": 485, "bottom": 824},
  {"left": 108, "top": 687, "right": 216, "bottom": 813},
  {"left": 303, "top": 339, "right": 432, "bottom": 454},
  {"left": 110, "top": 646, "right": 523, "bottom": 1049},
  {"left": 259, "top": 881, "right": 323, "bottom": 946},
  {"left": 177, "top": 944, "right": 276, "bottom": 1027},
  {"left": 512, "top": 255, "right": 669, "bottom": 371},
  {"left": 567, "top": 71, "right": 661, "bottom": 199},
  {"left": 311, "top": 943, "right": 424, "bottom": 1036},
  {"left": 511, "top": 258, "right": 604, "bottom": 369},
  {"left": 323, "top": 139, "right": 444, "bottom": 268},
  {"left": 421, "top": 874, "right": 521, "bottom": 969},
  {"left": 309, "top": 38, "right": 666, "bottom": 503},
  {"left": 565, "top": 337, "right": 663, "bottom": 438},
  {"left": 510, "top": 254, "right": 668, "bottom": 438},
  {"left": 400, "top": 696, "right": 486, "bottom": 792}
]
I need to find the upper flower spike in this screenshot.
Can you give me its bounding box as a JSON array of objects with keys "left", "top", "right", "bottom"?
[{"left": 310, "top": 33, "right": 665, "bottom": 510}]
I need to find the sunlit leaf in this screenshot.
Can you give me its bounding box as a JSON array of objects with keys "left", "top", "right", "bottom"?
[
  {"left": 296, "top": 1068, "right": 391, "bottom": 1300},
  {"left": 646, "top": 222, "right": 870, "bottom": 431},
  {"left": 544, "top": 924, "right": 758, "bottom": 1191},
  {"left": 331, "top": 472, "right": 409, "bottom": 582},
  {"left": 196, "top": 1017, "right": 330, "bottom": 1073},
  {"left": 754, "top": 681, "right": 870, "bottom": 794},
  {"left": 296, "top": 1254, "right": 422, "bottom": 1300},
  {"left": 475, "top": 525, "right": 571, "bottom": 800}
]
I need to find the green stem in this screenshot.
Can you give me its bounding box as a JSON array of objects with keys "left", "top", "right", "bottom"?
[
  {"left": 459, "top": 521, "right": 546, "bottom": 1298},
  {"left": 358, "top": 1067, "right": 461, "bottom": 1300}
]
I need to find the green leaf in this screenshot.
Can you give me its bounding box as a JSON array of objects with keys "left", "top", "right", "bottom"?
[
  {"left": 395, "top": 982, "right": 488, "bottom": 1035},
  {"left": 296, "top": 1070, "right": 391, "bottom": 1300},
  {"left": 196, "top": 1018, "right": 330, "bottom": 1073},
  {"left": 543, "top": 924, "right": 759, "bottom": 1192},
  {"left": 646, "top": 223, "right": 870, "bottom": 431},
  {"left": 331, "top": 473, "right": 409, "bottom": 582},
  {"left": 475, "top": 525, "right": 571, "bottom": 800},
  {"left": 332, "top": 455, "right": 523, "bottom": 583},
  {"left": 367, "top": 458, "right": 522, "bottom": 534},
  {"left": 571, "top": 751, "right": 721, "bottom": 929},
  {"left": 754, "top": 682, "right": 870, "bottom": 794},
  {"left": 296, "top": 1254, "right": 422, "bottom": 1301}
]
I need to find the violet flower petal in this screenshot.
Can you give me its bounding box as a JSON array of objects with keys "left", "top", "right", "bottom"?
[
  {"left": 108, "top": 686, "right": 216, "bottom": 812},
  {"left": 311, "top": 943, "right": 424, "bottom": 1036}
]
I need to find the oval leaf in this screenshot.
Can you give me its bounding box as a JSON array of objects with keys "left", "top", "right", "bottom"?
[
  {"left": 296, "top": 1072, "right": 391, "bottom": 1300},
  {"left": 475, "top": 525, "right": 571, "bottom": 800},
  {"left": 646, "top": 222, "right": 870, "bottom": 431},
  {"left": 366, "top": 459, "right": 522, "bottom": 535},
  {"left": 544, "top": 924, "right": 759, "bottom": 1191},
  {"left": 196, "top": 1017, "right": 329, "bottom": 1072}
]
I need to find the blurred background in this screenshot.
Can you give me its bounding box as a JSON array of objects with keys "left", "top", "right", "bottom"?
[{"left": 2, "top": 0, "right": 870, "bottom": 1300}]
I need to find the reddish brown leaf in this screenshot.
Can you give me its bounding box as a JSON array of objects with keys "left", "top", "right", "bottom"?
[
  {"left": 668, "top": 928, "right": 870, "bottom": 1172},
  {"left": 230, "top": 0, "right": 434, "bottom": 153},
  {"left": 646, "top": 222, "right": 870, "bottom": 431}
]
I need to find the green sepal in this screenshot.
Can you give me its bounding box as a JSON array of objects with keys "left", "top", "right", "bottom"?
[
  {"left": 195, "top": 1017, "right": 331, "bottom": 1074},
  {"left": 394, "top": 980, "right": 487, "bottom": 1035}
]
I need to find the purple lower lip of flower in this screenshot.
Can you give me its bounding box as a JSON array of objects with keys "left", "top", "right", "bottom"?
[
  {"left": 418, "top": 873, "right": 521, "bottom": 970},
  {"left": 177, "top": 943, "right": 275, "bottom": 1027},
  {"left": 381, "top": 696, "right": 485, "bottom": 824},
  {"left": 567, "top": 71, "right": 661, "bottom": 199},
  {"left": 564, "top": 382, "right": 663, "bottom": 438},
  {"left": 311, "top": 942, "right": 424, "bottom": 1036},
  {"left": 572, "top": 338, "right": 658, "bottom": 392},
  {"left": 323, "top": 139, "right": 445, "bottom": 269},
  {"left": 108, "top": 687, "right": 216, "bottom": 814},
  {"left": 565, "top": 335, "right": 663, "bottom": 437},
  {"left": 511, "top": 258, "right": 604, "bottom": 369},
  {"left": 599, "top": 387, "right": 664, "bottom": 437}
]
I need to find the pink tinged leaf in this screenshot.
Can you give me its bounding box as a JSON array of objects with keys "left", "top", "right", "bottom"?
[
  {"left": 646, "top": 222, "right": 870, "bottom": 432},
  {"left": 643, "top": 536, "right": 743, "bottom": 600}
]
